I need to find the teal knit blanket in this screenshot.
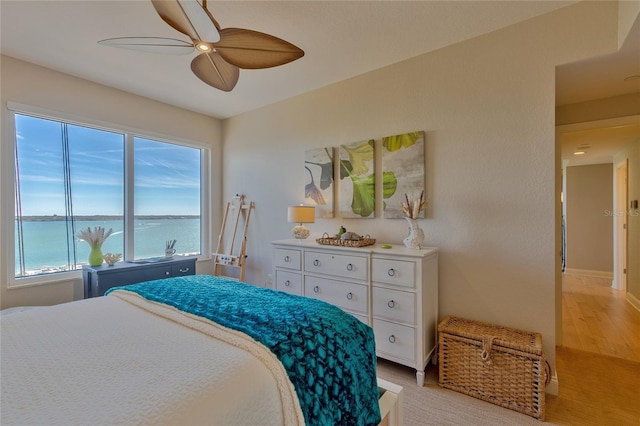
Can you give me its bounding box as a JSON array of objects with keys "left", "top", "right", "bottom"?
[{"left": 106, "top": 275, "right": 381, "bottom": 426}]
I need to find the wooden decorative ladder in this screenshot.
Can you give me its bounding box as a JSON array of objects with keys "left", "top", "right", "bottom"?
[{"left": 213, "top": 194, "right": 254, "bottom": 282}]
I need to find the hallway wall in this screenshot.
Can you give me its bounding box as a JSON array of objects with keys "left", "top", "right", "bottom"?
[
  {"left": 615, "top": 140, "right": 640, "bottom": 303},
  {"left": 565, "top": 164, "right": 614, "bottom": 275}
]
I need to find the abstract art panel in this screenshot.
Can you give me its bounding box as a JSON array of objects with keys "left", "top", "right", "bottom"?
[
  {"left": 382, "top": 131, "right": 425, "bottom": 218},
  {"left": 338, "top": 139, "right": 375, "bottom": 218},
  {"left": 304, "top": 147, "right": 334, "bottom": 218}
]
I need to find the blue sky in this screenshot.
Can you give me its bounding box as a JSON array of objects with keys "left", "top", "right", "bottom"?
[{"left": 15, "top": 114, "right": 201, "bottom": 216}]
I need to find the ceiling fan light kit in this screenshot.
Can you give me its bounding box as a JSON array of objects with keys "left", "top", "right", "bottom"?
[
  {"left": 98, "top": 0, "right": 304, "bottom": 91},
  {"left": 195, "top": 42, "right": 212, "bottom": 52}
]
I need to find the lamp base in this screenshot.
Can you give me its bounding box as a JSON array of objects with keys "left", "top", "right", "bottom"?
[{"left": 292, "top": 224, "right": 310, "bottom": 239}]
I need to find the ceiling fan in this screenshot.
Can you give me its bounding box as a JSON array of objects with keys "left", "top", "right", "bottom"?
[{"left": 98, "top": 0, "right": 304, "bottom": 92}]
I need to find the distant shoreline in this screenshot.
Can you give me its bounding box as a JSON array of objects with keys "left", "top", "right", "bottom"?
[{"left": 17, "top": 215, "right": 199, "bottom": 222}]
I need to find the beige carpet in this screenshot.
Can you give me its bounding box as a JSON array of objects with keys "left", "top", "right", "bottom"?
[{"left": 375, "top": 358, "right": 547, "bottom": 425}]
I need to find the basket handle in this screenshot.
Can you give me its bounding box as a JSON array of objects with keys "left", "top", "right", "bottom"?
[
  {"left": 481, "top": 336, "right": 495, "bottom": 364},
  {"left": 544, "top": 359, "right": 551, "bottom": 386}
]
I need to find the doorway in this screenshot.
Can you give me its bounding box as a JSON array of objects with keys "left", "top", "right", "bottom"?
[
  {"left": 556, "top": 117, "right": 639, "bottom": 361},
  {"left": 614, "top": 159, "right": 628, "bottom": 291}
]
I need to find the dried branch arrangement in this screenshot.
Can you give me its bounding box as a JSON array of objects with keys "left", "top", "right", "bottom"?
[
  {"left": 401, "top": 190, "right": 426, "bottom": 219},
  {"left": 77, "top": 226, "right": 113, "bottom": 246}
]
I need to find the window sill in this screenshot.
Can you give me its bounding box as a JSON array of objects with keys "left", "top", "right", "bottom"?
[{"left": 8, "top": 270, "right": 83, "bottom": 290}]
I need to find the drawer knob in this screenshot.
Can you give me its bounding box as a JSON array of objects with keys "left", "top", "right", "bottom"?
[
  {"left": 179, "top": 267, "right": 190, "bottom": 273},
  {"left": 346, "top": 292, "right": 353, "bottom": 300},
  {"left": 387, "top": 300, "right": 395, "bottom": 308},
  {"left": 346, "top": 263, "right": 353, "bottom": 271},
  {"left": 313, "top": 259, "right": 320, "bottom": 267},
  {"left": 388, "top": 335, "right": 396, "bottom": 344},
  {"left": 313, "top": 286, "right": 320, "bottom": 293},
  {"left": 285, "top": 280, "right": 291, "bottom": 287},
  {"left": 284, "top": 255, "right": 290, "bottom": 262},
  {"left": 165, "top": 271, "right": 170, "bottom": 276},
  {"left": 388, "top": 268, "right": 396, "bottom": 277}
]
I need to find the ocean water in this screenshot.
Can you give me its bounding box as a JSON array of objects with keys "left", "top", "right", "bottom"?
[{"left": 15, "top": 218, "right": 200, "bottom": 276}]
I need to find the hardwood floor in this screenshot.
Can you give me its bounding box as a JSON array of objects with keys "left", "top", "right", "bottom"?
[
  {"left": 544, "top": 273, "right": 640, "bottom": 425},
  {"left": 561, "top": 273, "right": 640, "bottom": 362},
  {"left": 546, "top": 346, "right": 640, "bottom": 425}
]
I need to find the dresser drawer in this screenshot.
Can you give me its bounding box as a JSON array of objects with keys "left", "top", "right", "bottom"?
[
  {"left": 275, "top": 270, "right": 302, "bottom": 295},
  {"left": 373, "top": 287, "right": 416, "bottom": 324},
  {"left": 171, "top": 260, "right": 195, "bottom": 277},
  {"left": 304, "top": 276, "right": 368, "bottom": 314},
  {"left": 304, "top": 251, "right": 368, "bottom": 281},
  {"left": 274, "top": 248, "right": 302, "bottom": 271},
  {"left": 373, "top": 319, "right": 415, "bottom": 362},
  {"left": 372, "top": 258, "right": 415, "bottom": 288}
]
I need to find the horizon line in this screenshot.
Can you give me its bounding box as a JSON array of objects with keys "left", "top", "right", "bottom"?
[{"left": 16, "top": 215, "right": 199, "bottom": 222}]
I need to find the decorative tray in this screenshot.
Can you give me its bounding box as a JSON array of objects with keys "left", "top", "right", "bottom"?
[{"left": 316, "top": 232, "right": 376, "bottom": 247}]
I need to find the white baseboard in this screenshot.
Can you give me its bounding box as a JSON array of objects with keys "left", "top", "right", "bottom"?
[
  {"left": 546, "top": 371, "right": 559, "bottom": 396},
  {"left": 564, "top": 268, "right": 613, "bottom": 279},
  {"left": 627, "top": 292, "right": 640, "bottom": 313},
  {"left": 611, "top": 279, "right": 623, "bottom": 291}
]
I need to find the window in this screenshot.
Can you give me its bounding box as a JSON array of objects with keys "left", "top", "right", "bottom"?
[
  {"left": 13, "top": 112, "right": 203, "bottom": 278},
  {"left": 133, "top": 137, "right": 201, "bottom": 259}
]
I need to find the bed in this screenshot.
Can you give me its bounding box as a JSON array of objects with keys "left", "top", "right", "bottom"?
[{"left": 1, "top": 275, "right": 402, "bottom": 426}]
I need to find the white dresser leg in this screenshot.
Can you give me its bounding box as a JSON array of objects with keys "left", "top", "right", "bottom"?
[{"left": 416, "top": 370, "right": 425, "bottom": 387}]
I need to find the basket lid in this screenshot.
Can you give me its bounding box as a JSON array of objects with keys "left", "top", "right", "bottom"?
[{"left": 438, "top": 316, "right": 544, "bottom": 355}]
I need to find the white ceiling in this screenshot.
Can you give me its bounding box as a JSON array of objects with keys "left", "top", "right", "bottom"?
[
  {"left": 559, "top": 120, "right": 640, "bottom": 166},
  {"left": 2, "top": 0, "right": 580, "bottom": 120},
  {"left": 1, "top": 1, "right": 639, "bottom": 165},
  {"left": 556, "top": 14, "right": 640, "bottom": 167}
]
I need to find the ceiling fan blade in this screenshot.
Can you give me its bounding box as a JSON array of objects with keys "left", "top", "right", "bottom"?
[
  {"left": 151, "top": 0, "right": 220, "bottom": 43},
  {"left": 191, "top": 52, "right": 239, "bottom": 91},
  {"left": 214, "top": 28, "right": 304, "bottom": 69},
  {"left": 98, "top": 37, "right": 195, "bottom": 55}
]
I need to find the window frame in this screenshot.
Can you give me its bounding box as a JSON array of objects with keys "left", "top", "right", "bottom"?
[{"left": 4, "top": 102, "right": 211, "bottom": 288}]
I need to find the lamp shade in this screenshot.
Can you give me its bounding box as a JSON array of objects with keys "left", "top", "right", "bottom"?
[{"left": 288, "top": 205, "right": 315, "bottom": 224}]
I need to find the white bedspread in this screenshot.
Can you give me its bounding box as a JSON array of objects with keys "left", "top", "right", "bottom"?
[{"left": 1, "top": 292, "right": 304, "bottom": 426}]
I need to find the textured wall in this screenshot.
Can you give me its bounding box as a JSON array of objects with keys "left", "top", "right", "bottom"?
[
  {"left": 565, "top": 164, "right": 614, "bottom": 273},
  {"left": 222, "top": 1, "right": 623, "bottom": 378}
]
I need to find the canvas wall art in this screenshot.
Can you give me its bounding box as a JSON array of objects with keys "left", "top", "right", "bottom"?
[
  {"left": 382, "top": 131, "right": 425, "bottom": 218},
  {"left": 338, "top": 139, "right": 376, "bottom": 218},
  {"left": 304, "top": 147, "right": 334, "bottom": 218}
]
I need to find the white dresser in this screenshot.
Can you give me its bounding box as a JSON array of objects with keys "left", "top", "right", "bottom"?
[{"left": 272, "top": 239, "right": 438, "bottom": 386}]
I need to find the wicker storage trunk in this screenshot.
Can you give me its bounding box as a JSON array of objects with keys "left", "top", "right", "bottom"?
[{"left": 438, "top": 316, "right": 549, "bottom": 420}]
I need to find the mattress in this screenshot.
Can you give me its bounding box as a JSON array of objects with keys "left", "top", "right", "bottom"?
[
  {"left": 1, "top": 291, "right": 301, "bottom": 425},
  {"left": 1, "top": 275, "right": 386, "bottom": 426}
]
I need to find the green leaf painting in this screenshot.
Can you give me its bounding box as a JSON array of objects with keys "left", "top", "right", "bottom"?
[
  {"left": 382, "top": 131, "right": 422, "bottom": 152},
  {"left": 350, "top": 174, "right": 375, "bottom": 217},
  {"left": 382, "top": 131, "right": 425, "bottom": 218},
  {"left": 339, "top": 139, "right": 375, "bottom": 218},
  {"left": 382, "top": 171, "right": 398, "bottom": 210},
  {"left": 305, "top": 147, "right": 334, "bottom": 218}
]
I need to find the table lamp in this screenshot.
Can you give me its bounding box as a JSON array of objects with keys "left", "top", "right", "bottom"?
[{"left": 288, "top": 205, "right": 315, "bottom": 239}]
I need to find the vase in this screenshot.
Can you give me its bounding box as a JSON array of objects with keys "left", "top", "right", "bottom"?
[
  {"left": 88, "top": 245, "right": 104, "bottom": 267},
  {"left": 403, "top": 217, "right": 424, "bottom": 250}
]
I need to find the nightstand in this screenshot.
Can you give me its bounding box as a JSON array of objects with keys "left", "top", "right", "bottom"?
[{"left": 82, "top": 256, "right": 197, "bottom": 298}]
